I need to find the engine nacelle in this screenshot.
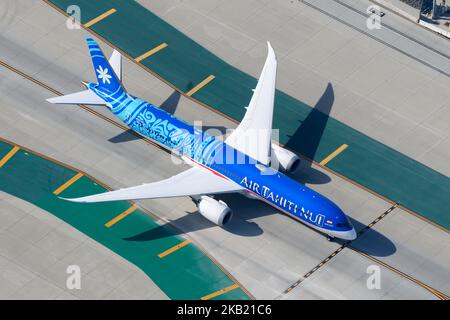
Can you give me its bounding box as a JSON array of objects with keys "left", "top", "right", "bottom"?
[
  {"left": 271, "top": 144, "right": 301, "bottom": 173},
  {"left": 197, "top": 196, "right": 233, "bottom": 226}
]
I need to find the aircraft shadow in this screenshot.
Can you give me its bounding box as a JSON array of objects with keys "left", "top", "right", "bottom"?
[
  {"left": 5, "top": 29, "right": 394, "bottom": 257},
  {"left": 284, "top": 83, "right": 335, "bottom": 185},
  {"left": 124, "top": 193, "right": 273, "bottom": 242},
  {"left": 201, "top": 125, "right": 228, "bottom": 137},
  {"left": 124, "top": 192, "right": 396, "bottom": 257},
  {"left": 286, "top": 82, "right": 334, "bottom": 159},
  {"left": 109, "top": 83, "right": 334, "bottom": 187},
  {"left": 108, "top": 129, "right": 139, "bottom": 143},
  {"left": 159, "top": 90, "right": 181, "bottom": 115},
  {"left": 347, "top": 217, "right": 397, "bottom": 257},
  {"left": 119, "top": 83, "right": 395, "bottom": 256},
  {"left": 220, "top": 194, "right": 396, "bottom": 258}
]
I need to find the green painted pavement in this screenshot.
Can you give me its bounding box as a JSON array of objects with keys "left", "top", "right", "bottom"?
[
  {"left": 0, "top": 139, "right": 249, "bottom": 300},
  {"left": 47, "top": 0, "right": 449, "bottom": 229}
]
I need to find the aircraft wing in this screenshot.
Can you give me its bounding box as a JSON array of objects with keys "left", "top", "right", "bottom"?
[
  {"left": 62, "top": 167, "right": 244, "bottom": 203},
  {"left": 225, "top": 42, "right": 277, "bottom": 166}
]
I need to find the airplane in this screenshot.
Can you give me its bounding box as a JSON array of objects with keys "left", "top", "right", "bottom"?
[{"left": 46, "top": 37, "right": 357, "bottom": 241}]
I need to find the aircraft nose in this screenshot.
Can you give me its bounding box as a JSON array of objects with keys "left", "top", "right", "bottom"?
[{"left": 343, "top": 227, "right": 357, "bottom": 240}]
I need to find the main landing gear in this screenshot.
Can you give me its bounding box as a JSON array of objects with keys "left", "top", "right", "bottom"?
[{"left": 326, "top": 235, "right": 335, "bottom": 242}]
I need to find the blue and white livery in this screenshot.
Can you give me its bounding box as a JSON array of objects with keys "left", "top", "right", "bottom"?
[{"left": 47, "top": 37, "right": 356, "bottom": 241}]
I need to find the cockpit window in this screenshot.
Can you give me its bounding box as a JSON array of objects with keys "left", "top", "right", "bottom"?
[{"left": 336, "top": 221, "right": 351, "bottom": 228}]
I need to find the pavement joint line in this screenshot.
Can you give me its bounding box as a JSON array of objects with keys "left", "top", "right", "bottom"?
[
  {"left": 158, "top": 239, "right": 192, "bottom": 258},
  {"left": 83, "top": 8, "right": 117, "bottom": 28},
  {"left": 186, "top": 75, "right": 215, "bottom": 96},
  {"left": 0, "top": 51, "right": 442, "bottom": 299},
  {"left": 0, "top": 59, "right": 172, "bottom": 156},
  {"left": 42, "top": 0, "right": 450, "bottom": 234},
  {"left": 13, "top": 1, "right": 450, "bottom": 298},
  {"left": 201, "top": 283, "right": 240, "bottom": 300},
  {"left": 275, "top": 203, "right": 398, "bottom": 299},
  {"left": 319, "top": 144, "right": 348, "bottom": 166},
  {"left": 105, "top": 204, "right": 139, "bottom": 228},
  {"left": 0, "top": 59, "right": 255, "bottom": 299},
  {"left": 53, "top": 172, "right": 83, "bottom": 196},
  {"left": 356, "top": 203, "right": 398, "bottom": 237},
  {"left": 278, "top": 200, "right": 450, "bottom": 300},
  {"left": 0, "top": 145, "right": 20, "bottom": 168},
  {"left": 135, "top": 43, "right": 168, "bottom": 62},
  {"left": 0, "top": 61, "right": 440, "bottom": 300}
]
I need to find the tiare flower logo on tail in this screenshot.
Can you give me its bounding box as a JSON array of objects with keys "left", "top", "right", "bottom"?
[{"left": 96, "top": 65, "right": 112, "bottom": 84}]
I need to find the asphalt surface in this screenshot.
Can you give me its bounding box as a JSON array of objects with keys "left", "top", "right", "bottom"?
[
  {"left": 44, "top": 0, "right": 450, "bottom": 229},
  {"left": 0, "top": 190, "right": 167, "bottom": 299},
  {"left": 0, "top": 0, "right": 448, "bottom": 299}
]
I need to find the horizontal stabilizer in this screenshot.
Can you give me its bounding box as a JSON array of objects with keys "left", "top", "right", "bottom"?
[{"left": 46, "top": 89, "right": 105, "bottom": 105}]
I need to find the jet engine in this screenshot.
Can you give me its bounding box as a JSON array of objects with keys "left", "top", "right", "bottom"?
[
  {"left": 197, "top": 196, "right": 233, "bottom": 226},
  {"left": 271, "top": 144, "right": 301, "bottom": 173}
]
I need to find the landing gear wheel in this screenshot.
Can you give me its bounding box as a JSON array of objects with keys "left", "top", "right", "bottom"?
[{"left": 326, "top": 235, "right": 334, "bottom": 242}]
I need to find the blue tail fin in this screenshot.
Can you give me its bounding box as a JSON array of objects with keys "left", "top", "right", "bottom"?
[{"left": 86, "top": 37, "right": 121, "bottom": 93}]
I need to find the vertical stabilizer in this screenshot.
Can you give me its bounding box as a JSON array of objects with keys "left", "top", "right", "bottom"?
[{"left": 86, "top": 37, "right": 122, "bottom": 93}]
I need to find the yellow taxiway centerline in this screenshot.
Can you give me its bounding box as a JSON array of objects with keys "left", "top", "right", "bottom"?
[
  {"left": 84, "top": 8, "right": 117, "bottom": 28},
  {"left": 53, "top": 172, "right": 84, "bottom": 195},
  {"left": 105, "top": 204, "right": 138, "bottom": 228},
  {"left": 319, "top": 144, "right": 348, "bottom": 166},
  {"left": 135, "top": 43, "right": 168, "bottom": 62},
  {"left": 186, "top": 75, "right": 215, "bottom": 97},
  {"left": 158, "top": 239, "right": 192, "bottom": 258},
  {"left": 0, "top": 146, "right": 20, "bottom": 168},
  {"left": 201, "top": 283, "right": 240, "bottom": 300},
  {"left": 354, "top": 248, "right": 449, "bottom": 300}
]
